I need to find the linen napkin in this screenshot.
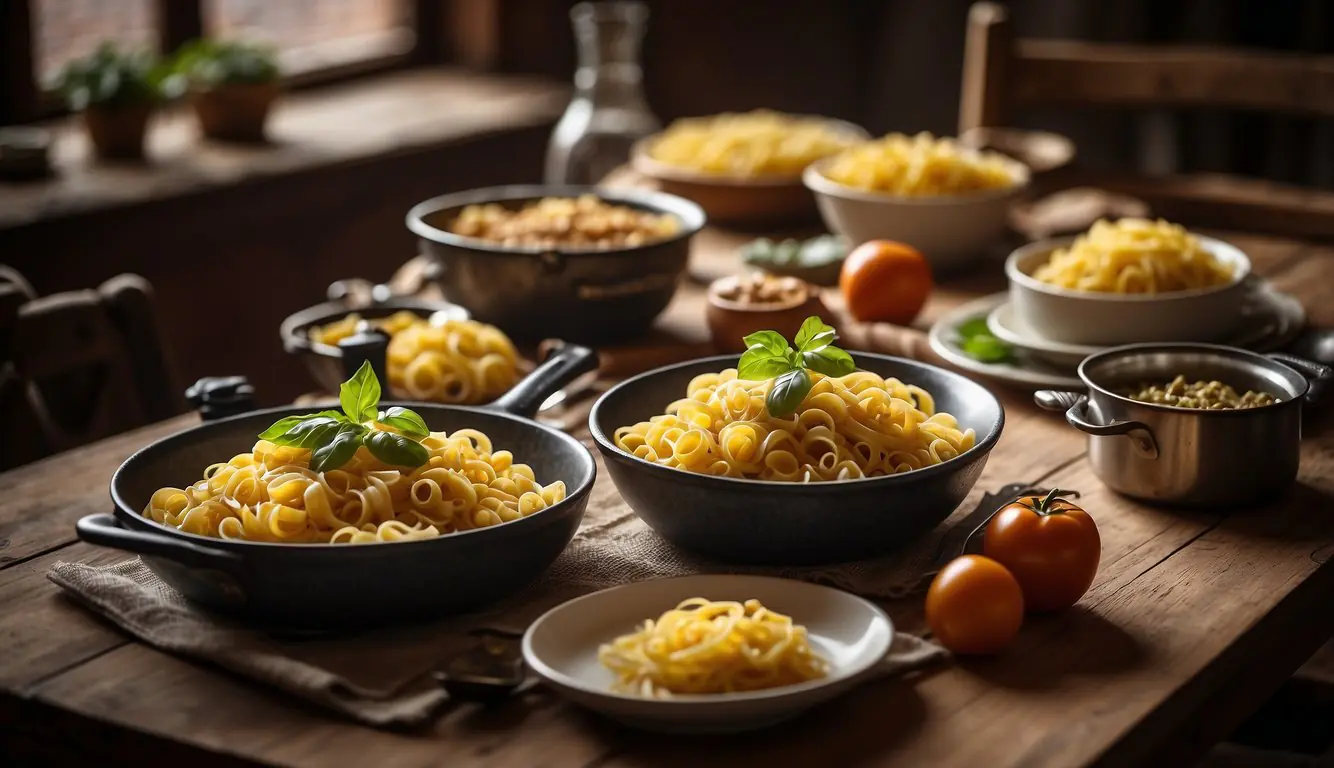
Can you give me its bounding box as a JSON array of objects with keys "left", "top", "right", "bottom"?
[{"left": 49, "top": 456, "right": 1039, "bottom": 730}]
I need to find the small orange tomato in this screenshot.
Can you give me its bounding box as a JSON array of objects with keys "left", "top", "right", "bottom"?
[
  {"left": 982, "top": 489, "right": 1101, "bottom": 613},
  {"left": 925, "top": 555, "right": 1024, "bottom": 655},
  {"left": 839, "top": 240, "right": 933, "bottom": 325}
]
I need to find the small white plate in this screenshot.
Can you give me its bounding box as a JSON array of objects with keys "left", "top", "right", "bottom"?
[
  {"left": 987, "top": 302, "right": 1098, "bottom": 368},
  {"left": 928, "top": 294, "right": 1083, "bottom": 389},
  {"left": 522, "top": 574, "right": 893, "bottom": 734}
]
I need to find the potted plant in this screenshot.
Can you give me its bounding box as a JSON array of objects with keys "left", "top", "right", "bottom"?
[
  {"left": 52, "top": 44, "right": 163, "bottom": 161},
  {"left": 174, "top": 40, "right": 281, "bottom": 143}
]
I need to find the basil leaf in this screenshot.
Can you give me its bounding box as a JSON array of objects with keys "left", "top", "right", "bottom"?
[
  {"left": 313, "top": 409, "right": 349, "bottom": 422},
  {"left": 738, "top": 348, "right": 794, "bottom": 381},
  {"left": 309, "top": 425, "right": 365, "bottom": 473},
  {"left": 767, "top": 368, "right": 812, "bottom": 417},
  {"left": 278, "top": 416, "right": 354, "bottom": 449},
  {"left": 378, "top": 406, "right": 430, "bottom": 438},
  {"left": 742, "top": 330, "right": 790, "bottom": 357},
  {"left": 258, "top": 415, "right": 307, "bottom": 441},
  {"left": 794, "top": 316, "right": 837, "bottom": 354},
  {"left": 963, "top": 334, "right": 1013, "bottom": 363},
  {"left": 340, "top": 360, "right": 382, "bottom": 423},
  {"left": 364, "top": 430, "right": 430, "bottom": 468},
  {"left": 957, "top": 317, "right": 991, "bottom": 340},
  {"left": 803, "top": 346, "right": 856, "bottom": 378}
]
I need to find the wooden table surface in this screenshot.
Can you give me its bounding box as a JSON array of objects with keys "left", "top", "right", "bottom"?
[{"left": 1, "top": 219, "right": 1333, "bottom": 767}]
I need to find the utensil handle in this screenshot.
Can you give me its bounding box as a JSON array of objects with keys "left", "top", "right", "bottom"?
[
  {"left": 77, "top": 513, "right": 243, "bottom": 572},
  {"left": 1268, "top": 353, "right": 1333, "bottom": 406},
  {"left": 185, "top": 376, "right": 256, "bottom": 421},
  {"left": 489, "top": 342, "right": 599, "bottom": 419},
  {"left": 1034, "top": 390, "right": 1158, "bottom": 459},
  {"left": 338, "top": 329, "right": 391, "bottom": 383}
]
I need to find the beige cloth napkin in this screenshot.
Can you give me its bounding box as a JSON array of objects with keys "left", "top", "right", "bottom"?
[{"left": 46, "top": 450, "right": 1025, "bottom": 729}]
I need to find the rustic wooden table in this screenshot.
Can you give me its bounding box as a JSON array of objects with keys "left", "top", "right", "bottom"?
[{"left": 1, "top": 221, "right": 1332, "bottom": 767}]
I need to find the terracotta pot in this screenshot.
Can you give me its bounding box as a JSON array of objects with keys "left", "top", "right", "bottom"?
[
  {"left": 191, "top": 82, "right": 280, "bottom": 143},
  {"left": 83, "top": 104, "right": 153, "bottom": 161},
  {"left": 705, "top": 275, "right": 836, "bottom": 354}
]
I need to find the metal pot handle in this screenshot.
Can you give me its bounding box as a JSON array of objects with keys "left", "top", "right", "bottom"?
[
  {"left": 1034, "top": 390, "right": 1159, "bottom": 459},
  {"left": 488, "top": 341, "right": 599, "bottom": 419},
  {"left": 1267, "top": 353, "right": 1332, "bottom": 407},
  {"left": 77, "top": 513, "right": 243, "bottom": 572}
]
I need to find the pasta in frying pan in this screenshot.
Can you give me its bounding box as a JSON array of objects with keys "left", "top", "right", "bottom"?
[
  {"left": 144, "top": 427, "right": 565, "bottom": 544},
  {"left": 614, "top": 368, "right": 974, "bottom": 482}
]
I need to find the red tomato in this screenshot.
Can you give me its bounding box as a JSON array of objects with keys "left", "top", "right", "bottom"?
[
  {"left": 925, "top": 555, "right": 1024, "bottom": 655},
  {"left": 982, "top": 489, "right": 1101, "bottom": 612}
]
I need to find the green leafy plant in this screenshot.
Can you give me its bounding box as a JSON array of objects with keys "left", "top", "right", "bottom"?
[
  {"left": 737, "top": 316, "right": 855, "bottom": 417},
  {"left": 172, "top": 39, "right": 280, "bottom": 90},
  {"left": 957, "top": 317, "right": 1013, "bottom": 363},
  {"left": 259, "top": 361, "right": 429, "bottom": 472},
  {"left": 51, "top": 43, "right": 166, "bottom": 111}
]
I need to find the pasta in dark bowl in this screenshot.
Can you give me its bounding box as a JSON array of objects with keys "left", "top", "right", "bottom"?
[
  {"left": 588, "top": 352, "right": 1005, "bottom": 565},
  {"left": 76, "top": 345, "right": 600, "bottom": 629}
]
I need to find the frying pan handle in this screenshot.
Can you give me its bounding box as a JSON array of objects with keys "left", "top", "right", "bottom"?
[
  {"left": 77, "top": 513, "right": 243, "bottom": 572},
  {"left": 489, "top": 342, "right": 599, "bottom": 419}
]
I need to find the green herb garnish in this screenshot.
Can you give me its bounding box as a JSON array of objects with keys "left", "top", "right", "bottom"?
[
  {"left": 737, "top": 316, "right": 855, "bottom": 417},
  {"left": 740, "top": 235, "right": 849, "bottom": 285},
  {"left": 259, "top": 361, "right": 430, "bottom": 472},
  {"left": 957, "top": 317, "right": 1013, "bottom": 363}
]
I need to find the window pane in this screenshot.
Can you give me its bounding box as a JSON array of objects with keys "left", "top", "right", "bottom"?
[
  {"left": 33, "top": 0, "right": 157, "bottom": 84},
  {"left": 204, "top": 0, "right": 413, "bottom": 74}
]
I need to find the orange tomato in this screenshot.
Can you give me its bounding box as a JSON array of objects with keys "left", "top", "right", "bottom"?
[
  {"left": 982, "top": 489, "right": 1101, "bottom": 612},
  {"left": 839, "top": 240, "right": 933, "bottom": 324},
  {"left": 925, "top": 555, "right": 1024, "bottom": 655}
]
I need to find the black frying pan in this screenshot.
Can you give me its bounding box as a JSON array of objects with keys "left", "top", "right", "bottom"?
[
  {"left": 76, "top": 344, "right": 600, "bottom": 629},
  {"left": 588, "top": 353, "right": 1006, "bottom": 565}
]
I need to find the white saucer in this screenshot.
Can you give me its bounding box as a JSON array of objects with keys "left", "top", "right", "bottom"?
[
  {"left": 984, "top": 282, "right": 1307, "bottom": 370},
  {"left": 928, "top": 294, "right": 1084, "bottom": 389},
  {"left": 986, "top": 303, "right": 1099, "bottom": 368},
  {"left": 522, "top": 574, "right": 893, "bottom": 734}
]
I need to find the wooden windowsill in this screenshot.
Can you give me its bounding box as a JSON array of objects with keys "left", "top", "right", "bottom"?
[{"left": 0, "top": 68, "right": 569, "bottom": 231}]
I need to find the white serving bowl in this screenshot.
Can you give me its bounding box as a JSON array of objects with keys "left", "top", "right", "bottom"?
[
  {"left": 802, "top": 153, "right": 1030, "bottom": 273},
  {"left": 1004, "top": 234, "right": 1253, "bottom": 346}
]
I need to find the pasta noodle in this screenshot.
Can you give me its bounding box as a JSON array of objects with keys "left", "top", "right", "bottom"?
[
  {"left": 598, "top": 597, "right": 829, "bottom": 697},
  {"left": 648, "top": 110, "right": 860, "bottom": 177},
  {"left": 310, "top": 311, "right": 520, "bottom": 405},
  {"left": 143, "top": 427, "right": 565, "bottom": 544},
  {"left": 1032, "top": 218, "right": 1235, "bottom": 293},
  {"left": 821, "top": 132, "right": 1017, "bottom": 196},
  {"left": 614, "top": 368, "right": 975, "bottom": 482}
]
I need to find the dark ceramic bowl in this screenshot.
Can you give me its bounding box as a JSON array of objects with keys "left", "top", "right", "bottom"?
[
  {"left": 589, "top": 353, "right": 1006, "bottom": 565},
  {"left": 407, "top": 185, "right": 706, "bottom": 344},
  {"left": 76, "top": 346, "right": 600, "bottom": 628},
  {"left": 280, "top": 296, "right": 468, "bottom": 395}
]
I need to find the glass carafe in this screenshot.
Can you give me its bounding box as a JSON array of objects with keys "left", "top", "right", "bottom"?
[{"left": 544, "top": 1, "right": 659, "bottom": 186}]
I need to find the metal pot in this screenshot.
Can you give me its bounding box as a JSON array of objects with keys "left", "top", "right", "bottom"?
[
  {"left": 1036, "top": 343, "right": 1331, "bottom": 507},
  {"left": 407, "top": 185, "right": 706, "bottom": 344}
]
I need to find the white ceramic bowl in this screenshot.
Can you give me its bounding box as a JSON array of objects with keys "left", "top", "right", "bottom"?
[
  {"left": 802, "top": 154, "right": 1030, "bottom": 272},
  {"left": 1005, "top": 234, "right": 1253, "bottom": 346},
  {"left": 522, "top": 574, "right": 893, "bottom": 734}
]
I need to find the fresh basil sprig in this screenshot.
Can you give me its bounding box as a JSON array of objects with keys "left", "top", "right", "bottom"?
[
  {"left": 737, "top": 316, "right": 855, "bottom": 417},
  {"left": 258, "top": 361, "right": 431, "bottom": 472}
]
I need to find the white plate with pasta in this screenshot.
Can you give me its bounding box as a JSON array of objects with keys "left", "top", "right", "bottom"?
[{"left": 522, "top": 574, "right": 893, "bottom": 733}]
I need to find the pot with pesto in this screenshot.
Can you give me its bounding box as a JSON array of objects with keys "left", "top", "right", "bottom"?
[{"left": 1035, "top": 344, "right": 1330, "bottom": 507}]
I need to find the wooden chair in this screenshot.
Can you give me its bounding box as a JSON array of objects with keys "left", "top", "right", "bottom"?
[
  {"left": 959, "top": 1, "right": 1334, "bottom": 241},
  {"left": 0, "top": 270, "right": 184, "bottom": 469}
]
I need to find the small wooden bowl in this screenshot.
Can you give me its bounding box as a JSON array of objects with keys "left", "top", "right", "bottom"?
[
  {"left": 630, "top": 119, "right": 870, "bottom": 226},
  {"left": 706, "top": 275, "right": 835, "bottom": 354}
]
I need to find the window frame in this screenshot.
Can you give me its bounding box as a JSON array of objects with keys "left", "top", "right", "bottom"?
[{"left": 2, "top": 0, "right": 446, "bottom": 125}]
